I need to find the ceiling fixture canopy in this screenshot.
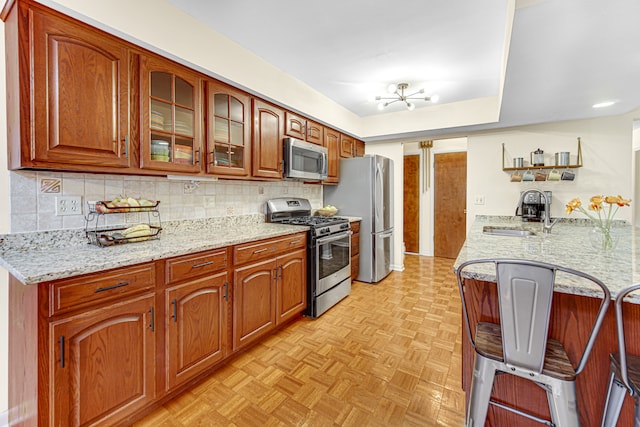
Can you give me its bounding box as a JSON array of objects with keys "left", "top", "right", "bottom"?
[{"left": 373, "top": 83, "right": 439, "bottom": 111}]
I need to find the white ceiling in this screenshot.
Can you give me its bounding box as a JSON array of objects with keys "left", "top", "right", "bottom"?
[{"left": 167, "top": 0, "right": 640, "bottom": 138}]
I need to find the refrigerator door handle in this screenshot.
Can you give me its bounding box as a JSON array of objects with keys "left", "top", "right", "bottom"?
[{"left": 376, "top": 230, "right": 394, "bottom": 238}]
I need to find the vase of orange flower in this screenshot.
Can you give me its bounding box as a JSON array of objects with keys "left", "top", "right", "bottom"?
[{"left": 565, "top": 195, "right": 631, "bottom": 252}]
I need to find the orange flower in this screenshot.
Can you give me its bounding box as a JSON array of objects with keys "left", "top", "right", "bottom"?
[
  {"left": 589, "top": 195, "right": 604, "bottom": 211},
  {"left": 565, "top": 198, "right": 582, "bottom": 215},
  {"left": 615, "top": 195, "right": 631, "bottom": 207},
  {"left": 605, "top": 195, "right": 620, "bottom": 205}
]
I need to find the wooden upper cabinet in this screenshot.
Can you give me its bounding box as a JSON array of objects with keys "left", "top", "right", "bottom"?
[
  {"left": 252, "top": 100, "right": 284, "bottom": 179},
  {"left": 355, "top": 139, "right": 365, "bottom": 157},
  {"left": 284, "top": 111, "right": 323, "bottom": 145},
  {"left": 139, "top": 54, "right": 202, "bottom": 173},
  {"left": 284, "top": 111, "right": 306, "bottom": 140},
  {"left": 206, "top": 81, "right": 251, "bottom": 177},
  {"left": 305, "top": 120, "right": 323, "bottom": 145},
  {"left": 324, "top": 128, "right": 340, "bottom": 184},
  {"left": 17, "top": 4, "right": 131, "bottom": 169},
  {"left": 340, "top": 134, "right": 355, "bottom": 158}
]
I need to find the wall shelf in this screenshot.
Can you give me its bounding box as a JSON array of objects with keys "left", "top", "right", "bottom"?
[{"left": 502, "top": 137, "right": 583, "bottom": 171}]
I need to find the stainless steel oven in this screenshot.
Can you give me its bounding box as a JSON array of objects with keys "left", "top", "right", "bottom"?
[{"left": 316, "top": 231, "right": 351, "bottom": 295}]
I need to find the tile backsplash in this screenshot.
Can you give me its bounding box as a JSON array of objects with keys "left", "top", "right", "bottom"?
[{"left": 9, "top": 171, "right": 323, "bottom": 233}]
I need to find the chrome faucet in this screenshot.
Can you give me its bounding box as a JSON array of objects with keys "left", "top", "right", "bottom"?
[{"left": 516, "top": 190, "right": 559, "bottom": 234}]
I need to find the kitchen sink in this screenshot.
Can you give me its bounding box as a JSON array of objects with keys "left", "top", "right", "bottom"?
[{"left": 482, "top": 226, "right": 536, "bottom": 237}]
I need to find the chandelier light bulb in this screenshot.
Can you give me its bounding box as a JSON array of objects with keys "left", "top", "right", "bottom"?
[
  {"left": 407, "top": 102, "right": 415, "bottom": 111},
  {"left": 377, "top": 102, "right": 385, "bottom": 111},
  {"left": 430, "top": 94, "right": 440, "bottom": 103},
  {"left": 387, "top": 83, "right": 397, "bottom": 94}
]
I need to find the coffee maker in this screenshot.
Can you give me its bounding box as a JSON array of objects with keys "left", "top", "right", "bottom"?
[{"left": 516, "top": 190, "right": 552, "bottom": 222}]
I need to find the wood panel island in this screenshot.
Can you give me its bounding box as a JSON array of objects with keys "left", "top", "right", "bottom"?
[{"left": 454, "top": 216, "right": 640, "bottom": 427}]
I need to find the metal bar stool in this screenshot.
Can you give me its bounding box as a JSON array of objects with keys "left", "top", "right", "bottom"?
[
  {"left": 456, "top": 258, "right": 611, "bottom": 427},
  {"left": 601, "top": 283, "right": 640, "bottom": 427}
]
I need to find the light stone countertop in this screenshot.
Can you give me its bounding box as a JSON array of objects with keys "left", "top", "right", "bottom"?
[
  {"left": 0, "top": 215, "right": 309, "bottom": 285},
  {"left": 454, "top": 216, "right": 639, "bottom": 302}
]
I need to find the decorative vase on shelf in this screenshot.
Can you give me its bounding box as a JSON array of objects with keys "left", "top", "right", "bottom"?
[{"left": 589, "top": 226, "right": 621, "bottom": 253}]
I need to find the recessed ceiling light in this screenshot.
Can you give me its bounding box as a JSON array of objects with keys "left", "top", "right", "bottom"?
[{"left": 592, "top": 101, "right": 616, "bottom": 109}]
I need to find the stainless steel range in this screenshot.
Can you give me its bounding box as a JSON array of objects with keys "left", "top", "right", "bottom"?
[{"left": 266, "top": 198, "right": 352, "bottom": 318}]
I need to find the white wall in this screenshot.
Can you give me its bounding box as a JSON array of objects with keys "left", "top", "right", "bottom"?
[
  {"left": 466, "top": 113, "right": 636, "bottom": 232},
  {"left": 363, "top": 142, "right": 405, "bottom": 271},
  {"left": 633, "top": 124, "right": 639, "bottom": 226}
]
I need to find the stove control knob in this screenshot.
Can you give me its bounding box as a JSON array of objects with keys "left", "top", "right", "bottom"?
[
  {"left": 340, "top": 223, "right": 349, "bottom": 230},
  {"left": 321, "top": 227, "right": 330, "bottom": 234}
]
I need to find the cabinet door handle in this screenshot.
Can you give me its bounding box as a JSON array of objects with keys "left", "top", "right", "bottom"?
[
  {"left": 279, "top": 265, "right": 283, "bottom": 280},
  {"left": 95, "top": 281, "right": 129, "bottom": 293},
  {"left": 273, "top": 267, "right": 279, "bottom": 281},
  {"left": 253, "top": 248, "right": 268, "bottom": 254},
  {"left": 192, "top": 261, "right": 213, "bottom": 269},
  {"left": 289, "top": 240, "right": 301, "bottom": 245},
  {"left": 149, "top": 306, "right": 155, "bottom": 332},
  {"left": 224, "top": 282, "right": 229, "bottom": 302},
  {"left": 195, "top": 148, "right": 201, "bottom": 165},
  {"left": 123, "top": 135, "right": 129, "bottom": 158},
  {"left": 59, "top": 336, "right": 65, "bottom": 369},
  {"left": 171, "top": 298, "right": 177, "bottom": 322}
]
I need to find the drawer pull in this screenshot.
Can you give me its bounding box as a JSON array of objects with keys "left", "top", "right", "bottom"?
[
  {"left": 94, "top": 281, "right": 130, "bottom": 293},
  {"left": 253, "top": 248, "right": 268, "bottom": 254},
  {"left": 224, "top": 282, "right": 229, "bottom": 302},
  {"left": 192, "top": 261, "right": 214, "bottom": 269},
  {"left": 289, "top": 240, "right": 301, "bottom": 245}
]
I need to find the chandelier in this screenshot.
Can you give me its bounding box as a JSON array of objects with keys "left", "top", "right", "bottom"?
[{"left": 373, "top": 83, "right": 439, "bottom": 111}]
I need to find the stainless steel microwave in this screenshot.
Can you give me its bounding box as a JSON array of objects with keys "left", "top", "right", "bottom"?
[{"left": 283, "top": 138, "right": 328, "bottom": 181}]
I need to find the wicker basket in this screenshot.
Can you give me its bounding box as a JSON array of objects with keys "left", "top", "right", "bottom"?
[{"left": 316, "top": 208, "right": 338, "bottom": 217}]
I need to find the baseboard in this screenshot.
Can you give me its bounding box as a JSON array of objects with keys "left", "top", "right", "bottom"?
[
  {"left": 0, "top": 409, "right": 8, "bottom": 427},
  {"left": 391, "top": 263, "right": 404, "bottom": 272}
]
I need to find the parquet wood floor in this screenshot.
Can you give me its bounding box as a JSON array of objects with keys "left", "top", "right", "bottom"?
[{"left": 134, "top": 255, "right": 465, "bottom": 426}]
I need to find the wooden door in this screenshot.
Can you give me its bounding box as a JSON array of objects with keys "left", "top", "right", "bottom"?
[
  {"left": 434, "top": 152, "right": 467, "bottom": 258},
  {"left": 252, "top": 100, "right": 284, "bottom": 179},
  {"left": 403, "top": 155, "right": 420, "bottom": 253},
  {"left": 166, "top": 272, "right": 228, "bottom": 390},
  {"left": 233, "top": 258, "right": 277, "bottom": 351},
  {"left": 51, "top": 294, "right": 156, "bottom": 426},
  {"left": 324, "top": 128, "right": 340, "bottom": 183},
  {"left": 276, "top": 249, "right": 306, "bottom": 325},
  {"left": 354, "top": 140, "right": 365, "bottom": 157},
  {"left": 31, "top": 8, "right": 130, "bottom": 168}
]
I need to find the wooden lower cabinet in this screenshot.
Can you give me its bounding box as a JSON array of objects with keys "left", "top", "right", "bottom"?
[
  {"left": 351, "top": 221, "right": 361, "bottom": 280},
  {"left": 233, "top": 257, "right": 278, "bottom": 351},
  {"left": 232, "top": 233, "right": 307, "bottom": 351},
  {"left": 9, "top": 235, "right": 307, "bottom": 427},
  {"left": 165, "top": 271, "right": 229, "bottom": 390},
  {"left": 50, "top": 293, "right": 156, "bottom": 426}
]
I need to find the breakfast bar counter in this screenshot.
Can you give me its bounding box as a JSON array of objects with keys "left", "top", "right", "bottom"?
[{"left": 454, "top": 216, "right": 639, "bottom": 426}]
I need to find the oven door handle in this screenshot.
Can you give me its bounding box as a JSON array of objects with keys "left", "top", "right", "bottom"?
[{"left": 316, "top": 230, "right": 352, "bottom": 245}]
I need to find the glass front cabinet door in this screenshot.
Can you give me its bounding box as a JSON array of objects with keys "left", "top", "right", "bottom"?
[
  {"left": 206, "top": 81, "right": 251, "bottom": 177},
  {"left": 140, "top": 55, "right": 202, "bottom": 173}
]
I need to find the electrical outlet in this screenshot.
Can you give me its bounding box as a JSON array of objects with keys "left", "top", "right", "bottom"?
[
  {"left": 474, "top": 195, "right": 486, "bottom": 205},
  {"left": 55, "top": 196, "right": 82, "bottom": 216}
]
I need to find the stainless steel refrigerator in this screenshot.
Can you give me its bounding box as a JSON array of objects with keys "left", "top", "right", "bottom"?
[{"left": 324, "top": 155, "right": 394, "bottom": 283}]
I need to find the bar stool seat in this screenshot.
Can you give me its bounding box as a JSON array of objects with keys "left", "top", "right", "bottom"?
[
  {"left": 456, "top": 258, "right": 611, "bottom": 427},
  {"left": 600, "top": 283, "right": 640, "bottom": 427}
]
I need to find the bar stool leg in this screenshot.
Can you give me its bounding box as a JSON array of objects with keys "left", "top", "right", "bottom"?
[
  {"left": 547, "top": 378, "right": 579, "bottom": 427},
  {"left": 601, "top": 370, "right": 628, "bottom": 427},
  {"left": 467, "top": 355, "right": 496, "bottom": 427}
]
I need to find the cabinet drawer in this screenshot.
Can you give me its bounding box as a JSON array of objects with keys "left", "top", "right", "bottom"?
[
  {"left": 351, "top": 231, "right": 360, "bottom": 256},
  {"left": 166, "top": 248, "right": 228, "bottom": 284},
  {"left": 48, "top": 263, "right": 155, "bottom": 316},
  {"left": 234, "top": 233, "right": 306, "bottom": 265}
]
